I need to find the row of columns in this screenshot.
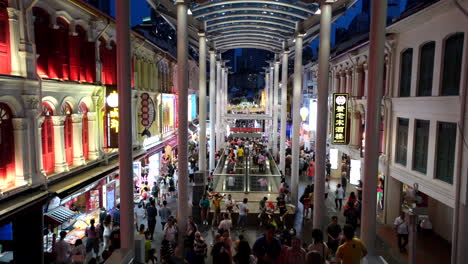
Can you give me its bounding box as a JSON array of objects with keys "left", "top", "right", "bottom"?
[{"left": 115, "top": 0, "right": 390, "bottom": 259}]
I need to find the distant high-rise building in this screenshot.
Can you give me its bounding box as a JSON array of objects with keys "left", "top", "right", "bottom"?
[{"left": 86, "top": 0, "right": 111, "bottom": 15}]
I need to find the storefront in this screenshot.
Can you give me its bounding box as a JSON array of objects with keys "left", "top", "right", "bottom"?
[
  {"left": 188, "top": 94, "right": 197, "bottom": 122},
  {"left": 161, "top": 93, "right": 176, "bottom": 135},
  {"left": 43, "top": 172, "right": 120, "bottom": 253}
]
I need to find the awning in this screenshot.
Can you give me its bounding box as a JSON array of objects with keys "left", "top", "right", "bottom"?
[
  {"left": 0, "top": 189, "right": 50, "bottom": 223},
  {"left": 44, "top": 206, "right": 75, "bottom": 225}
]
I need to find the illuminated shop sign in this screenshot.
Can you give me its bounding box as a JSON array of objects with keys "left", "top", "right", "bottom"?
[
  {"left": 105, "top": 85, "right": 119, "bottom": 148},
  {"left": 141, "top": 93, "right": 156, "bottom": 137},
  {"left": 332, "top": 93, "right": 349, "bottom": 145}
]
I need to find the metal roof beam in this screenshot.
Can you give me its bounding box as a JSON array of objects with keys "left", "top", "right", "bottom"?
[
  {"left": 207, "top": 19, "right": 296, "bottom": 30},
  {"left": 215, "top": 38, "right": 282, "bottom": 46},
  {"left": 209, "top": 24, "right": 291, "bottom": 34},
  {"left": 212, "top": 33, "right": 284, "bottom": 42},
  {"left": 191, "top": 0, "right": 317, "bottom": 15},
  {"left": 219, "top": 45, "right": 280, "bottom": 53},
  {"left": 208, "top": 29, "right": 289, "bottom": 39},
  {"left": 206, "top": 14, "right": 297, "bottom": 25},
  {"left": 194, "top": 7, "right": 308, "bottom": 20}
]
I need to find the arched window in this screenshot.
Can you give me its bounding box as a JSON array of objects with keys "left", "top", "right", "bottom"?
[
  {"left": 55, "top": 18, "right": 69, "bottom": 80},
  {"left": 79, "top": 102, "right": 89, "bottom": 160},
  {"left": 63, "top": 102, "right": 73, "bottom": 166},
  {"left": 0, "top": 1, "right": 11, "bottom": 75},
  {"left": 399, "top": 49, "right": 413, "bottom": 97},
  {"left": 442, "top": 33, "right": 465, "bottom": 96},
  {"left": 99, "top": 38, "right": 116, "bottom": 85},
  {"left": 0, "top": 103, "right": 14, "bottom": 187},
  {"left": 33, "top": 7, "right": 51, "bottom": 78},
  {"left": 417, "top": 41, "right": 435, "bottom": 97},
  {"left": 41, "top": 103, "right": 54, "bottom": 174}
]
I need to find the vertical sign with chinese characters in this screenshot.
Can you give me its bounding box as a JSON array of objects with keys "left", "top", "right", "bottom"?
[
  {"left": 105, "top": 85, "right": 119, "bottom": 148},
  {"left": 332, "top": 93, "right": 349, "bottom": 145}
]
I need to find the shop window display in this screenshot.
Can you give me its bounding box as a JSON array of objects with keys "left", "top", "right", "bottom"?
[{"left": 0, "top": 103, "right": 15, "bottom": 188}]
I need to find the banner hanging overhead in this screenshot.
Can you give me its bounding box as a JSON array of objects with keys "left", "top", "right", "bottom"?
[{"left": 332, "top": 93, "right": 349, "bottom": 145}]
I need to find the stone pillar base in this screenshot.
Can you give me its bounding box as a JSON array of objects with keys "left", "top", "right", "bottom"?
[{"left": 54, "top": 162, "right": 69, "bottom": 173}]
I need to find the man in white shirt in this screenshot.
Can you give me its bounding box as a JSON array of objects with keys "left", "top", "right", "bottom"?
[
  {"left": 54, "top": 231, "right": 70, "bottom": 264},
  {"left": 237, "top": 198, "right": 249, "bottom": 231},
  {"left": 394, "top": 212, "right": 409, "bottom": 253},
  {"left": 218, "top": 213, "right": 233, "bottom": 231},
  {"left": 163, "top": 218, "right": 178, "bottom": 246},
  {"left": 225, "top": 194, "right": 236, "bottom": 217}
]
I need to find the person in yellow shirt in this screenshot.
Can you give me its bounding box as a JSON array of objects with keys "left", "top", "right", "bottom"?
[
  {"left": 336, "top": 225, "right": 367, "bottom": 264},
  {"left": 237, "top": 147, "right": 244, "bottom": 163},
  {"left": 211, "top": 194, "right": 224, "bottom": 226}
]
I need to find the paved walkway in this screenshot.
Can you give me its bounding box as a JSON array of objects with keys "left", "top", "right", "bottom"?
[{"left": 136, "top": 175, "right": 451, "bottom": 264}]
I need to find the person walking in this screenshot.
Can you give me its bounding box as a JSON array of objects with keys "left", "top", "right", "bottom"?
[
  {"left": 70, "top": 239, "right": 85, "bottom": 264},
  {"left": 252, "top": 225, "right": 282, "bottom": 264},
  {"left": 163, "top": 218, "right": 178, "bottom": 247},
  {"left": 285, "top": 237, "right": 306, "bottom": 264},
  {"left": 234, "top": 238, "right": 256, "bottom": 264},
  {"left": 193, "top": 231, "right": 208, "bottom": 264},
  {"left": 343, "top": 201, "right": 359, "bottom": 230},
  {"left": 218, "top": 213, "right": 233, "bottom": 232},
  {"left": 146, "top": 199, "right": 158, "bottom": 241},
  {"left": 336, "top": 225, "right": 367, "bottom": 264},
  {"left": 237, "top": 198, "right": 249, "bottom": 231},
  {"left": 335, "top": 184, "right": 345, "bottom": 211},
  {"left": 212, "top": 194, "right": 224, "bottom": 227},
  {"left": 159, "top": 200, "right": 172, "bottom": 231},
  {"left": 54, "top": 231, "right": 71, "bottom": 264},
  {"left": 307, "top": 229, "right": 329, "bottom": 262},
  {"left": 199, "top": 195, "right": 210, "bottom": 225},
  {"left": 326, "top": 216, "right": 342, "bottom": 254},
  {"left": 102, "top": 215, "right": 112, "bottom": 250},
  {"left": 85, "top": 219, "right": 100, "bottom": 258},
  {"left": 394, "top": 212, "right": 409, "bottom": 253}
]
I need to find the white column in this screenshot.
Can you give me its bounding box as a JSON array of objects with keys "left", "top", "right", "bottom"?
[
  {"left": 198, "top": 32, "right": 207, "bottom": 173},
  {"left": 175, "top": 0, "right": 189, "bottom": 253},
  {"left": 340, "top": 72, "right": 346, "bottom": 94},
  {"left": 12, "top": 118, "right": 28, "bottom": 185},
  {"left": 131, "top": 90, "right": 138, "bottom": 146},
  {"left": 216, "top": 61, "right": 222, "bottom": 151},
  {"left": 7, "top": 7, "right": 22, "bottom": 76},
  {"left": 355, "top": 65, "right": 364, "bottom": 97},
  {"left": 313, "top": 2, "right": 333, "bottom": 231},
  {"left": 279, "top": 50, "right": 289, "bottom": 174},
  {"left": 291, "top": 33, "right": 304, "bottom": 205},
  {"left": 349, "top": 111, "right": 361, "bottom": 147},
  {"left": 269, "top": 65, "right": 274, "bottom": 149},
  {"left": 51, "top": 116, "right": 68, "bottom": 173},
  {"left": 71, "top": 114, "right": 85, "bottom": 166},
  {"left": 209, "top": 50, "right": 216, "bottom": 172},
  {"left": 361, "top": 0, "right": 388, "bottom": 255},
  {"left": 87, "top": 112, "right": 99, "bottom": 160},
  {"left": 116, "top": 0, "right": 134, "bottom": 251},
  {"left": 265, "top": 71, "right": 270, "bottom": 114},
  {"left": 333, "top": 72, "right": 340, "bottom": 93},
  {"left": 346, "top": 70, "right": 353, "bottom": 94},
  {"left": 273, "top": 59, "right": 280, "bottom": 158}
]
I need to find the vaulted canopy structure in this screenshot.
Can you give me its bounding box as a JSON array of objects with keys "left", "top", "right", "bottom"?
[{"left": 148, "top": 0, "right": 356, "bottom": 53}]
